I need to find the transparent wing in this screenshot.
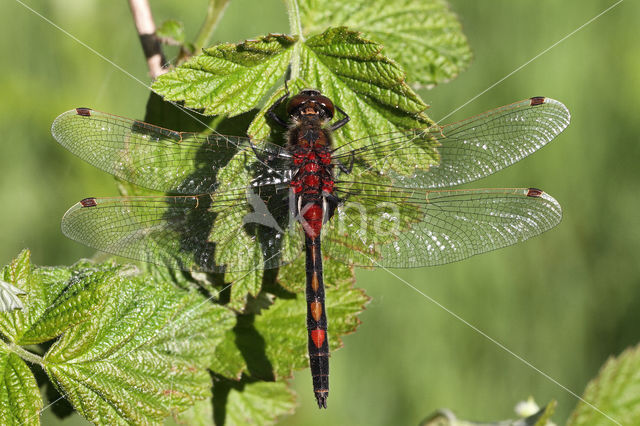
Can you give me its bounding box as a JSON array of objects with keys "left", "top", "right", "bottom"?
[
  {"left": 61, "top": 188, "right": 304, "bottom": 273},
  {"left": 51, "top": 108, "right": 292, "bottom": 194},
  {"left": 333, "top": 97, "right": 570, "bottom": 188},
  {"left": 322, "top": 186, "right": 562, "bottom": 268}
]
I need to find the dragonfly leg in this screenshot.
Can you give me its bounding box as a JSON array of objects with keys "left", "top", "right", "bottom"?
[
  {"left": 335, "top": 151, "right": 354, "bottom": 175},
  {"left": 267, "top": 84, "right": 291, "bottom": 128},
  {"left": 329, "top": 105, "right": 350, "bottom": 131}
]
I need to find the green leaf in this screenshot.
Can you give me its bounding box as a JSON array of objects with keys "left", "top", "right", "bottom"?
[
  {"left": 209, "top": 330, "right": 247, "bottom": 380},
  {"left": 246, "top": 28, "right": 437, "bottom": 184},
  {"left": 154, "top": 27, "right": 434, "bottom": 159},
  {"left": 299, "top": 0, "right": 472, "bottom": 88},
  {"left": 223, "top": 381, "right": 296, "bottom": 426},
  {"left": 0, "top": 250, "right": 111, "bottom": 344},
  {"left": 157, "top": 19, "right": 186, "bottom": 44},
  {"left": 0, "top": 250, "right": 37, "bottom": 340},
  {"left": 567, "top": 344, "right": 640, "bottom": 426},
  {"left": 43, "top": 272, "right": 234, "bottom": 425},
  {"left": 19, "top": 263, "right": 123, "bottom": 344},
  {"left": 0, "top": 250, "right": 239, "bottom": 424},
  {"left": 0, "top": 347, "right": 42, "bottom": 426},
  {"left": 165, "top": 397, "right": 213, "bottom": 426},
  {"left": 249, "top": 28, "right": 433, "bottom": 144},
  {"left": 152, "top": 34, "right": 296, "bottom": 116},
  {"left": 224, "top": 269, "right": 264, "bottom": 312}
]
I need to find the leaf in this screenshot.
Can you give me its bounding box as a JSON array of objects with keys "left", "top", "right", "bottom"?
[
  {"left": 153, "top": 27, "right": 435, "bottom": 164},
  {"left": 224, "top": 269, "right": 264, "bottom": 312},
  {"left": 299, "top": 0, "right": 472, "bottom": 88},
  {"left": 0, "top": 250, "right": 112, "bottom": 344},
  {"left": 157, "top": 19, "right": 186, "bottom": 44},
  {"left": 166, "top": 396, "right": 213, "bottom": 426},
  {"left": 0, "top": 280, "right": 25, "bottom": 312},
  {"left": 0, "top": 347, "right": 42, "bottom": 426},
  {"left": 209, "top": 330, "right": 247, "bottom": 380},
  {"left": 43, "top": 272, "right": 235, "bottom": 425},
  {"left": 248, "top": 28, "right": 433, "bottom": 145},
  {"left": 0, "top": 250, "right": 36, "bottom": 340},
  {"left": 0, "top": 250, "right": 240, "bottom": 424},
  {"left": 19, "top": 263, "right": 124, "bottom": 344},
  {"left": 152, "top": 34, "right": 296, "bottom": 116},
  {"left": 222, "top": 381, "right": 296, "bottom": 426},
  {"left": 567, "top": 344, "right": 640, "bottom": 426}
]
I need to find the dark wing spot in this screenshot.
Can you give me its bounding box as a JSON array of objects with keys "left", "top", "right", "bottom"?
[
  {"left": 80, "top": 197, "right": 98, "bottom": 207},
  {"left": 527, "top": 188, "right": 544, "bottom": 197},
  {"left": 75, "top": 108, "right": 92, "bottom": 116},
  {"left": 530, "top": 97, "right": 546, "bottom": 106}
]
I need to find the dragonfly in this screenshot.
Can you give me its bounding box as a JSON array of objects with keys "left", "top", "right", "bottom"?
[{"left": 51, "top": 89, "right": 570, "bottom": 408}]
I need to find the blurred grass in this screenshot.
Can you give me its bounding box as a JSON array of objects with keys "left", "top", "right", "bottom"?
[{"left": 2, "top": 0, "right": 639, "bottom": 425}]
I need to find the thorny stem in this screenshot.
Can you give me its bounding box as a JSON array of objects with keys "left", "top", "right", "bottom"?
[
  {"left": 193, "top": 0, "right": 231, "bottom": 53},
  {"left": 128, "top": 0, "right": 167, "bottom": 79},
  {"left": 285, "top": 0, "right": 304, "bottom": 80}
]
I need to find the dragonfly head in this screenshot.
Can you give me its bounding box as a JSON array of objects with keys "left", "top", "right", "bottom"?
[{"left": 287, "top": 89, "right": 335, "bottom": 121}]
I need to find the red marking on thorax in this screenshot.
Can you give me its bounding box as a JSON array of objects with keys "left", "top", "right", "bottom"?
[
  {"left": 311, "top": 329, "right": 326, "bottom": 348},
  {"left": 322, "top": 182, "right": 334, "bottom": 193},
  {"left": 319, "top": 152, "right": 332, "bottom": 165},
  {"left": 305, "top": 162, "right": 320, "bottom": 172},
  {"left": 304, "top": 174, "right": 320, "bottom": 187},
  {"left": 290, "top": 144, "right": 335, "bottom": 238}
]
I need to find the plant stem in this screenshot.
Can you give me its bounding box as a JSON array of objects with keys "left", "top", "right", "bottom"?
[
  {"left": 128, "top": 0, "right": 167, "bottom": 79},
  {"left": 193, "top": 0, "right": 231, "bottom": 53},
  {"left": 6, "top": 341, "right": 43, "bottom": 366},
  {"left": 285, "top": 0, "right": 304, "bottom": 80}
]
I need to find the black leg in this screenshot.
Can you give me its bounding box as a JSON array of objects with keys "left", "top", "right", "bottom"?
[
  {"left": 333, "top": 152, "right": 354, "bottom": 176},
  {"left": 343, "top": 151, "right": 355, "bottom": 174},
  {"left": 267, "top": 84, "right": 291, "bottom": 128},
  {"left": 329, "top": 105, "right": 350, "bottom": 131}
]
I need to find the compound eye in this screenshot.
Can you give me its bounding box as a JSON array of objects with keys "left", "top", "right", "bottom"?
[
  {"left": 287, "top": 93, "right": 310, "bottom": 115},
  {"left": 315, "top": 95, "right": 335, "bottom": 118}
]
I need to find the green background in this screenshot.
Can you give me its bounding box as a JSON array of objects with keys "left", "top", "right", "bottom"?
[{"left": 1, "top": 0, "right": 638, "bottom": 424}]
